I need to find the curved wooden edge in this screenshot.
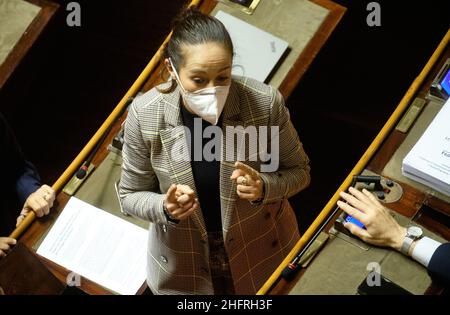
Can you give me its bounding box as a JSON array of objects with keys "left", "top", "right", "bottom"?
[
  {"left": 9, "top": 0, "right": 203, "bottom": 240},
  {"left": 279, "top": 0, "right": 346, "bottom": 99},
  {"left": 257, "top": 28, "right": 450, "bottom": 295},
  {"left": 0, "top": 0, "right": 59, "bottom": 88}
]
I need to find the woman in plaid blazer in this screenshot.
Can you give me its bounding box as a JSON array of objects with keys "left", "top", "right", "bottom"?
[{"left": 119, "top": 8, "right": 310, "bottom": 295}]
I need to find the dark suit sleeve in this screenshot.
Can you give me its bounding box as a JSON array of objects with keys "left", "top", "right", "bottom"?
[
  {"left": 15, "top": 161, "right": 41, "bottom": 206},
  {"left": 0, "top": 113, "right": 41, "bottom": 207},
  {"left": 427, "top": 243, "right": 450, "bottom": 286}
]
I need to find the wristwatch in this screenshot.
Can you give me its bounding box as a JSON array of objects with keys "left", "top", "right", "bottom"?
[{"left": 400, "top": 226, "right": 423, "bottom": 256}]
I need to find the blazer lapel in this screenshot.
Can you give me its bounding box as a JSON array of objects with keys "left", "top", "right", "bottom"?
[
  {"left": 220, "top": 82, "right": 243, "bottom": 231},
  {"left": 160, "top": 86, "right": 207, "bottom": 241}
]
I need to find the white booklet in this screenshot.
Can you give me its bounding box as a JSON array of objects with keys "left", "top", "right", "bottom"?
[
  {"left": 37, "top": 197, "right": 148, "bottom": 295},
  {"left": 402, "top": 98, "right": 450, "bottom": 196},
  {"left": 215, "top": 10, "right": 289, "bottom": 82}
]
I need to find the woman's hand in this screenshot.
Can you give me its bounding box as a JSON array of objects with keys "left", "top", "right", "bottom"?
[
  {"left": 164, "top": 184, "right": 199, "bottom": 221},
  {"left": 337, "top": 187, "right": 406, "bottom": 251},
  {"left": 230, "top": 161, "right": 264, "bottom": 202},
  {"left": 17, "top": 185, "right": 55, "bottom": 227},
  {"left": 0, "top": 237, "right": 16, "bottom": 259}
]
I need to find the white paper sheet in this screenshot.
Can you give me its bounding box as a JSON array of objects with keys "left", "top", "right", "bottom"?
[
  {"left": 215, "top": 10, "right": 289, "bottom": 82},
  {"left": 37, "top": 197, "right": 148, "bottom": 295},
  {"left": 402, "top": 98, "right": 450, "bottom": 196}
]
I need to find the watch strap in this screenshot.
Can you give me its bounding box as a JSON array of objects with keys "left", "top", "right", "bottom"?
[
  {"left": 163, "top": 202, "right": 180, "bottom": 224},
  {"left": 401, "top": 235, "right": 414, "bottom": 255}
]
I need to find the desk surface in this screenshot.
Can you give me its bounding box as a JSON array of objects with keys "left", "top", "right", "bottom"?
[
  {"left": 265, "top": 31, "right": 450, "bottom": 295},
  {"left": 0, "top": 0, "right": 59, "bottom": 89},
  {"left": 15, "top": 0, "right": 345, "bottom": 295}
]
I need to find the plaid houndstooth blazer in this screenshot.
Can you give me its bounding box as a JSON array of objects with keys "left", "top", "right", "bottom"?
[{"left": 119, "top": 76, "right": 310, "bottom": 295}]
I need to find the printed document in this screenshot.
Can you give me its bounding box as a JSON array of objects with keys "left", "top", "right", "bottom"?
[{"left": 37, "top": 197, "right": 148, "bottom": 295}]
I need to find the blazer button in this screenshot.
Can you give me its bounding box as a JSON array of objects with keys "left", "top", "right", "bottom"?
[
  {"left": 265, "top": 212, "right": 271, "bottom": 220},
  {"left": 271, "top": 240, "right": 279, "bottom": 248},
  {"left": 162, "top": 225, "right": 167, "bottom": 233},
  {"left": 160, "top": 256, "right": 168, "bottom": 263}
]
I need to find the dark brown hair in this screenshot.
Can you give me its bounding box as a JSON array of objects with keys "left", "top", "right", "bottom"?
[{"left": 158, "top": 7, "right": 234, "bottom": 93}]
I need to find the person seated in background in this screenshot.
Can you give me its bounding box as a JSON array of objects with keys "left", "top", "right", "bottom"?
[
  {"left": 0, "top": 113, "right": 55, "bottom": 259},
  {"left": 338, "top": 186, "right": 450, "bottom": 286}
]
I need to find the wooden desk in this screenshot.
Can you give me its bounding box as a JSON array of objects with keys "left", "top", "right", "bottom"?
[
  {"left": 262, "top": 29, "right": 450, "bottom": 295},
  {"left": 12, "top": 0, "right": 345, "bottom": 294},
  {"left": 0, "top": 0, "right": 59, "bottom": 89}
]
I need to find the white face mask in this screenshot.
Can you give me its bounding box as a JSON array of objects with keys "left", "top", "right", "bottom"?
[{"left": 169, "top": 58, "right": 230, "bottom": 125}]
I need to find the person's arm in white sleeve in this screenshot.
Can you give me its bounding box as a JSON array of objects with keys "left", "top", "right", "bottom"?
[{"left": 409, "top": 237, "right": 442, "bottom": 267}]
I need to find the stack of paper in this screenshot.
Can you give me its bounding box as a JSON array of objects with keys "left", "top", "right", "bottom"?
[
  {"left": 402, "top": 98, "right": 450, "bottom": 196},
  {"left": 37, "top": 197, "right": 148, "bottom": 295}
]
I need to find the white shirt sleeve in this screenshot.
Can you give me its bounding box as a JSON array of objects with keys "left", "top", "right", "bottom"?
[{"left": 410, "top": 237, "right": 442, "bottom": 268}]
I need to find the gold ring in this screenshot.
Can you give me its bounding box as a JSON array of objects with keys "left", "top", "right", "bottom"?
[{"left": 238, "top": 176, "right": 248, "bottom": 186}]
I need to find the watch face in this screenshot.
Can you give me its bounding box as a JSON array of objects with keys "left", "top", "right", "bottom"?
[{"left": 408, "top": 226, "right": 423, "bottom": 238}]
